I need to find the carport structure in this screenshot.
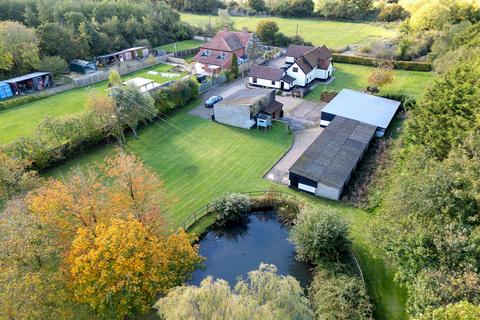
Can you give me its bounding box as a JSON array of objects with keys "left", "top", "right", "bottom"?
[{"left": 5, "top": 72, "right": 53, "bottom": 95}]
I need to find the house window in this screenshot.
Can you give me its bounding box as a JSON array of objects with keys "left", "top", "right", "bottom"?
[
  {"left": 253, "top": 78, "right": 257, "bottom": 83},
  {"left": 201, "top": 50, "right": 210, "bottom": 56},
  {"left": 292, "top": 67, "right": 298, "bottom": 72},
  {"left": 271, "top": 81, "right": 275, "bottom": 85}
]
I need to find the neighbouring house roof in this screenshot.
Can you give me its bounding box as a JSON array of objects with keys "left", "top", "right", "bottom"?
[
  {"left": 318, "top": 59, "right": 331, "bottom": 70},
  {"left": 193, "top": 50, "right": 233, "bottom": 67},
  {"left": 321, "top": 89, "right": 401, "bottom": 129},
  {"left": 217, "top": 88, "right": 273, "bottom": 106},
  {"left": 286, "top": 44, "right": 314, "bottom": 59},
  {"left": 249, "top": 65, "right": 284, "bottom": 81},
  {"left": 281, "top": 74, "right": 295, "bottom": 84},
  {"left": 5, "top": 72, "right": 51, "bottom": 83},
  {"left": 289, "top": 116, "right": 376, "bottom": 188},
  {"left": 201, "top": 29, "right": 251, "bottom": 52},
  {"left": 262, "top": 100, "right": 283, "bottom": 114}
]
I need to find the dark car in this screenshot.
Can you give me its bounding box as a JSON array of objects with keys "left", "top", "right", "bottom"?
[{"left": 205, "top": 95, "right": 223, "bottom": 108}]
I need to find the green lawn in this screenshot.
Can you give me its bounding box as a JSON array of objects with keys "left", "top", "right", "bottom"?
[
  {"left": 0, "top": 64, "right": 186, "bottom": 144},
  {"left": 46, "top": 103, "right": 294, "bottom": 227},
  {"left": 181, "top": 13, "right": 397, "bottom": 49},
  {"left": 307, "top": 62, "right": 434, "bottom": 100},
  {"left": 158, "top": 39, "right": 205, "bottom": 52}
]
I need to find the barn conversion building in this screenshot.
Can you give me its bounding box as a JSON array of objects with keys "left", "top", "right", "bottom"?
[
  {"left": 289, "top": 116, "right": 376, "bottom": 200},
  {"left": 320, "top": 89, "right": 401, "bottom": 137},
  {"left": 248, "top": 45, "right": 332, "bottom": 91}
]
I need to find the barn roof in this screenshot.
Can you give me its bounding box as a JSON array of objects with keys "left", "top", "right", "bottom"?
[
  {"left": 289, "top": 116, "right": 376, "bottom": 188},
  {"left": 321, "top": 89, "right": 401, "bottom": 129}
]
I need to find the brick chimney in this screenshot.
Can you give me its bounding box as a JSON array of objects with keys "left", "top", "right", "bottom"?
[{"left": 223, "top": 26, "right": 229, "bottom": 32}]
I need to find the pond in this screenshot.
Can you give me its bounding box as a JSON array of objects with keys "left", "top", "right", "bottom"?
[{"left": 191, "top": 211, "right": 312, "bottom": 288}]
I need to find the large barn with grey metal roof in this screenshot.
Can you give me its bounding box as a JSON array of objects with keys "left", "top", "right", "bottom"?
[{"left": 289, "top": 116, "right": 376, "bottom": 200}]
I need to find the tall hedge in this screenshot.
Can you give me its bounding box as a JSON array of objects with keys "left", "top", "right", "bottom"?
[{"left": 332, "top": 54, "right": 432, "bottom": 72}]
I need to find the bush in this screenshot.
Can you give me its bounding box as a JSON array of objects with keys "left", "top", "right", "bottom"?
[
  {"left": 290, "top": 208, "right": 350, "bottom": 263},
  {"left": 332, "top": 54, "right": 432, "bottom": 71},
  {"left": 38, "top": 56, "right": 68, "bottom": 79},
  {"left": 0, "top": 92, "right": 53, "bottom": 112},
  {"left": 210, "top": 193, "right": 252, "bottom": 227},
  {"left": 377, "top": 4, "right": 409, "bottom": 22},
  {"left": 378, "top": 92, "right": 416, "bottom": 111},
  {"left": 309, "top": 267, "right": 373, "bottom": 320},
  {"left": 250, "top": 193, "right": 303, "bottom": 225}
]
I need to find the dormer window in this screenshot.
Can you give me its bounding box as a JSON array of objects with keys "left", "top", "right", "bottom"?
[
  {"left": 201, "top": 50, "right": 210, "bottom": 56},
  {"left": 217, "top": 52, "right": 226, "bottom": 60}
]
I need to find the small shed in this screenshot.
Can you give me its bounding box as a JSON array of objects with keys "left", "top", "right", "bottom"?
[
  {"left": 0, "top": 82, "right": 13, "bottom": 100},
  {"left": 5, "top": 72, "right": 53, "bottom": 95},
  {"left": 70, "top": 59, "right": 97, "bottom": 74},
  {"left": 257, "top": 113, "right": 272, "bottom": 131},
  {"left": 96, "top": 46, "right": 149, "bottom": 66}
]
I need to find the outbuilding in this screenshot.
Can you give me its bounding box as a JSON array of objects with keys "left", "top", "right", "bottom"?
[
  {"left": 70, "top": 59, "right": 97, "bottom": 74},
  {"left": 249, "top": 65, "right": 294, "bottom": 90},
  {"left": 320, "top": 89, "right": 401, "bottom": 137},
  {"left": 5, "top": 72, "right": 53, "bottom": 95},
  {"left": 289, "top": 116, "right": 376, "bottom": 200},
  {"left": 213, "top": 88, "right": 283, "bottom": 129},
  {"left": 96, "top": 46, "right": 149, "bottom": 66},
  {"left": 0, "top": 82, "right": 13, "bottom": 100}
]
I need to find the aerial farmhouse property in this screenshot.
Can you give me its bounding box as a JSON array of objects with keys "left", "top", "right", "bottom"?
[
  {"left": 249, "top": 44, "right": 333, "bottom": 91},
  {"left": 289, "top": 89, "right": 401, "bottom": 200},
  {"left": 193, "top": 27, "right": 251, "bottom": 76},
  {"left": 213, "top": 88, "right": 283, "bottom": 129}
]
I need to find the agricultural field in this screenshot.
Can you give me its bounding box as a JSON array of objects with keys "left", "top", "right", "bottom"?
[
  {"left": 0, "top": 64, "right": 186, "bottom": 144},
  {"left": 158, "top": 39, "right": 205, "bottom": 52},
  {"left": 181, "top": 13, "right": 397, "bottom": 49},
  {"left": 307, "top": 62, "right": 434, "bottom": 100}
]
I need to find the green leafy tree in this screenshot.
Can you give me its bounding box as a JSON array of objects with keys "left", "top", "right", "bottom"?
[
  {"left": 248, "top": 0, "right": 266, "bottom": 12},
  {"left": 0, "top": 20, "right": 40, "bottom": 74},
  {"left": 309, "top": 267, "right": 373, "bottom": 320},
  {"left": 155, "top": 263, "right": 314, "bottom": 319},
  {"left": 215, "top": 9, "right": 235, "bottom": 31},
  {"left": 405, "top": 55, "right": 480, "bottom": 159},
  {"left": 290, "top": 208, "right": 350, "bottom": 262},
  {"left": 38, "top": 56, "right": 68, "bottom": 79},
  {"left": 256, "top": 20, "right": 279, "bottom": 43},
  {"left": 36, "top": 22, "right": 75, "bottom": 61},
  {"left": 210, "top": 193, "right": 251, "bottom": 227},
  {"left": 414, "top": 301, "right": 480, "bottom": 320},
  {"left": 230, "top": 53, "right": 239, "bottom": 79}
]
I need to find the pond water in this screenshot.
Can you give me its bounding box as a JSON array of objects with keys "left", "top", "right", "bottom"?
[{"left": 191, "top": 211, "right": 312, "bottom": 288}]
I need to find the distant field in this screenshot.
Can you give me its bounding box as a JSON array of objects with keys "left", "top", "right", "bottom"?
[
  {"left": 158, "top": 39, "right": 205, "bottom": 52},
  {"left": 307, "top": 63, "right": 434, "bottom": 100},
  {"left": 0, "top": 64, "right": 186, "bottom": 144},
  {"left": 181, "top": 13, "right": 397, "bottom": 49}
]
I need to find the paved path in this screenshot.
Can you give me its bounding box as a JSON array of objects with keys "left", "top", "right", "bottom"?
[
  {"left": 278, "top": 97, "right": 326, "bottom": 131},
  {"left": 264, "top": 127, "right": 324, "bottom": 185}
]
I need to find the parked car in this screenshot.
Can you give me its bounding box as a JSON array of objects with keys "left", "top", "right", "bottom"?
[{"left": 205, "top": 95, "right": 223, "bottom": 108}]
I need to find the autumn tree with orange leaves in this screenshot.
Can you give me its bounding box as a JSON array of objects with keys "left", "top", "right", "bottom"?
[
  {"left": 367, "top": 61, "right": 394, "bottom": 93},
  {"left": 66, "top": 219, "right": 202, "bottom": 319},
  {"left": 27, "top": 149, "right": 167, "bottom": 240}
]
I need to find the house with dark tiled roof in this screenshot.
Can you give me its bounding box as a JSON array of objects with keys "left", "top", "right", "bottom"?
[
  {"left": 193, "top": 27, "right": 252, "bottom": 76},
  {"left": 248, "top": 45, "right": 333, "bottom": 90}
]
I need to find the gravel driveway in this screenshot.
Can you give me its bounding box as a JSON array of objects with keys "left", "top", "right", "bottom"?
[
  {"left": 264, "top": 127, "right": 324, "bottom": 185},
  {"left": 188, "top": 77, "right": 249, "bottom": 119}
]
